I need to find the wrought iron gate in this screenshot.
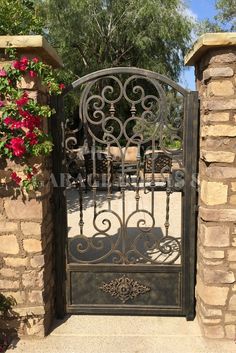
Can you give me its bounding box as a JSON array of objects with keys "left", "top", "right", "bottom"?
[{"left": 52, "top": 67, "right": 199, "bottom": 319}]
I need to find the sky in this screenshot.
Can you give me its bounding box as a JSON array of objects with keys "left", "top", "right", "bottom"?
[{"left": 179, "top": 0, "right": 218, "bottom": 90}]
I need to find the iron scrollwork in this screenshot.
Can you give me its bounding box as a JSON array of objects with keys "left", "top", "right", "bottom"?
[
  {"left": 66, "top": 69, "right": 184, "bottom": 265},
  {"left": 99, "top": 275, "right": 151, "bottom": 303}
]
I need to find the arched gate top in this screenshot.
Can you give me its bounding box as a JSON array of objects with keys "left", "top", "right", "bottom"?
[{"left": 66, "top": 67, "right": 190, "bottom": 97}]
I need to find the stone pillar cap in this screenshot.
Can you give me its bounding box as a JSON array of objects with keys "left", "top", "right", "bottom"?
[
  {"left": 184, "top": 32, "right": 236, "bottom": 66},
  {"left": 0, "top": 35, "right": 63, "bottom": 68}
]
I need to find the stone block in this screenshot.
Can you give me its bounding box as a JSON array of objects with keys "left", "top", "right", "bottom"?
[
  {"left": 201, "top": 150, "right": 235, "bottom": 163},
  {"left": 225, "top": 312, "right": 236, "bottom": 323},
  {"left": 4, "top": 257, "right": 27, "bottom": 267},
  {"left": 204, "top": 99, "right": 236, "bottom": 111},
  {"left": 203, "top": 67, "right": 234, "bottom": 80},
  {"left": 21, "top": 221, "right": 41, "bottom": 236},
  {"left": 203, "top": 325, "right": 225, "bottom": 339},
  {"left": 206, "top": 166, "right": 236, "bottom": 179},
  {"left": 201, "top": 181, "right": 228, "bottom": 205},
  {"left": 0, "top": 268, "right": 19, "bottom": 278},
  {"left": 209, "top": 52, "right": 236, "bottom": 64},
  {"left": 0, "top": 279, "right": 19, "bottom": 290},
  {"left": 202, "top": 124, "right": 236, "bottom": 137},
  {"left": 30, "top": 254, "right": 45, "bottom": 268},
  {"left": 228, "top": 295, "right": 236, "bottom": 310},
  {"left": 225, "top": 325, "right": 236, "bottom": 339},
  {"left": 22, "top": 270, "right": 43, "bottom": 288},
  {"left": 230, "top": 195, "right": 236, "bottom": 205},
  {"left": 4, "top": 198, "right": 43, "bottom": 220},
  {"left": 202, "top": 112, "right": 230, "bottom": 122},
  {"left": 23, "top": 239, "right": 42, "bottom": 253},
  {"left": 0, "top": 234, "right": 19, "bottom": 254},
  {"left": 197, "top": 278, "right": 229, "bottom": 305},
  {"left": 200, "top": 224, "right": 230, "bottom": 247},
  {"left": 227, "top": 249, "right": 236, "bottom": 261},
  {"left": 199, "top": 302, "right": 222, "bottom": 317},
  {"left": 0, "top": 221, "right": 18, "bottom": 232},
  {"left": 200, "top": 247, "right": 225, "bottom": 259},
  {"left": 231, "top": 182, "right": 236, "bottom": 192},
  {"left": 202, "top": 258, "right": 224, "bottom": 266},
  {"left": 28, "top": 290, "right": 44, "bottom": 304},
  {"left": 200, "top": 207, "right": 236, "bottom": 222},
  {"left": 200, "top": 315, "right": 221, "bottom": 324},
  {"left": 13, "top": 305, "right": 45, "bottom": 316},
  {"left": 207, "top": 81, "right": 234, "bottom": 97},
  {"left": 203, "top": 269, "right": 235, "bottom": 284}
]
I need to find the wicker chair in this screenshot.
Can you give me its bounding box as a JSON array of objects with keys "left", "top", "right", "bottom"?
[
  {"left": 143, "top": 151, "right": 172, "bottom": 191},
  {"left": 83, "top": 152, "right": 113, "bottom": 191}
]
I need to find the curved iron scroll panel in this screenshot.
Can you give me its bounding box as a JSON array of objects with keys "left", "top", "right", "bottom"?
[{"left": 66, "top": 68, "right": 185, "bottom": 265}]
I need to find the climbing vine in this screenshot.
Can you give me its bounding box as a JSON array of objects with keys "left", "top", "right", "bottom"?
[{"left": 0, "top": 49, "right": 64, "bottom": 191}]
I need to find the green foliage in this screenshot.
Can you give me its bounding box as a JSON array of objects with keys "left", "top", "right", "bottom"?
[
  {"left": 0, "top": 293, "right": 16, "bottom": 315},
  {"left": 196, "top": 0, "right": 236, "bottom": 35},
  {"left": 45, "top": 0, "right": 193, "bottom": 81},
  {"left": 215, "top": 0, "right": 236, "bottom": 30},
  {"left": 0, "top": 53, "right": 63, "bottom": 191},
  {"left": 0, "top": 0, "right": 44, "bottom": 35}
]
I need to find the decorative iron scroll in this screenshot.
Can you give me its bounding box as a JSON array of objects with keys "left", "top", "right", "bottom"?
[
  {"left": 99, "top": 275, "right": 151, "bottom": 303},
  {"left": 66, "top": 69, "right": 184, "bottom": 265}
]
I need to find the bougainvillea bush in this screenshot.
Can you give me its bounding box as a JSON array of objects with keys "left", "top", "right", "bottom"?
[{"left": 0, "top": 52, "right": 64, "bottom": 191}]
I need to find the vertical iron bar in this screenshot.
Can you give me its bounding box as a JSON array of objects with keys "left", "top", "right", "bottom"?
[
  {"left": 135, "top": 145, "right": 141, "bottom": 211},
  {"left": 151, "top": 138, "right": 155, "bottom": 216},
  {"left": 78, "top": 182, "right": 84, "bottom": 235},
  {"left": 51, "top": 94, "right": 67, "bottom": 318},
  {"left": 183, "top": 91, "right": 199, "bottom": 320},
  {"left": 107, "top": 142, "right": 112, "bottom": 211},
  {"left": 92, "top": 139, "right": 97, "bottom": 217},
  {"left": 164, "top": 186, "right": 171, "bottom": 237}
]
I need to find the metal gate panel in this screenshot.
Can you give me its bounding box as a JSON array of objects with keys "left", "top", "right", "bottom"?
[{"left": 52, "top": 68, "right": 199, "bottom": 319}]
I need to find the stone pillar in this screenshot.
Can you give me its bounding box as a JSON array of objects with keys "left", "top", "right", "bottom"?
[
  {"left": 0, "top": 36, "right": 62, "bottom": 337},
  {"left": 185, "top": 33, "right": 236, "bottom": 339}
]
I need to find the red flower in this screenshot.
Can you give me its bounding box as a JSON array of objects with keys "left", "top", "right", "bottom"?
[
  {"left": 16, "top": 92, "right": 29, "bottom": 106},
  {"left": 59, "top": 83, "right": 65, "bottom": 90},
  {"left": 26, "top": 131, "right": 38, "bottom": 145},
  {"left": 29, "top": 70, "right": 37, "bottom": 78},
  {"left": 20, "top": 56, "right": 28, "bottom": 65},
  {"left": 32, "top": 57, "right": 39, "bottom": 63},
  {"left": 19, "top": 64, "right": 27, "bottom": 71},
  {"left": 12, "top": 61, "right": 20, "bottom": 70},
  {"left": 0, "top": 100, "right": 5, "bottom": 107},
  {"left": 3, "top": 117, "right": 22, "bottom": 130},
  {"left": 11, "top": 121, "right": 22, "bottom": 130},
  {"left": 11, "top": 172, "right": 22, "bottom": 185},
  {"left": 13, "top": 58, "right": 28, "bottom": 71},
  {"left": 22, "top": 114, "right": 40, "bottom": 130},
  {"left": 8, "top": 137, "right": 26, "bottom": 157},
  {"left": 0, "top": 69, "right": 7, "bottom": 77},
  {"left": 3, "top": 117, "right": 13, "bottom": 125}
]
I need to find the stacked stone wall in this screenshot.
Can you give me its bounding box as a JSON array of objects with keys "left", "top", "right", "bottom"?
[
  {"left": 0, "top": 52, "right": 55, "bottom": 337},
  {"left": 195, "top": 47, "right": 236, "bottom": 339}
]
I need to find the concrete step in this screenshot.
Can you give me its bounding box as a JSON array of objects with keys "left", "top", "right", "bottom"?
[{"left": 7, "top": 316, "right": 236, "bottom": 353}]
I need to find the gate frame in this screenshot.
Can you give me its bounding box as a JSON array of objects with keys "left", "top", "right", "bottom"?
[{"left": 51, "top": 67, "right": 199, "bottom": 320}]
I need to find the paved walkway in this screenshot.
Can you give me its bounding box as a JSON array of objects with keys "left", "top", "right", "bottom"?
[{"left": 7, "top": 316, "right": 236, "bottom": 353}]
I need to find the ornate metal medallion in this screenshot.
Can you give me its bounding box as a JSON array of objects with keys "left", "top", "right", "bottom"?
[{"left": 99, "top": 275, "right": 151, "bottom": 303}]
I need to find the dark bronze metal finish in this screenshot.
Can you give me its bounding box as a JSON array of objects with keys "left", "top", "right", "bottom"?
[
  {"left": 52, "top": 67, "right": 199, "bottom": 319},
  {"left": 99, "top": 275, "right": 151, "bottom": 303}
]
